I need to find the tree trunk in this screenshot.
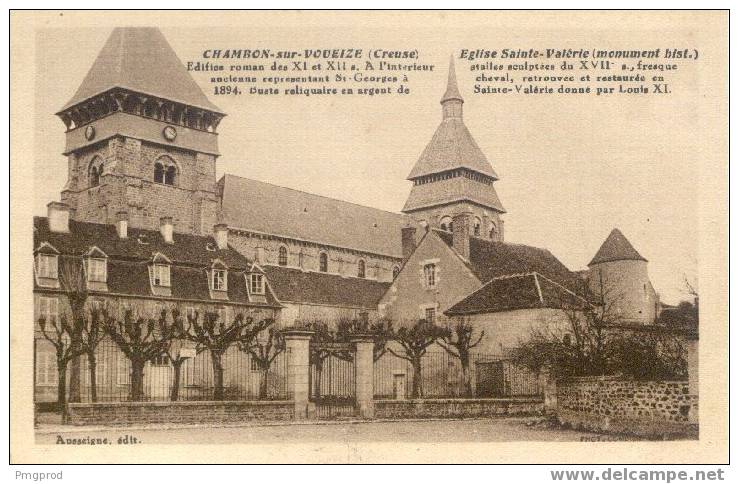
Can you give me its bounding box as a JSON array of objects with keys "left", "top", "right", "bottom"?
[
  {"left": 130, "top": 360, "right": 145, "bottom": 401},
  {"left": 170, "top": 359, "right": 184, "bottom": 402},
  {"left": 258, "top": 366, "right": 269, "bottom": 399},
  {"left": 211, "top": 351, "right": 225, "bottom": 401},
  {"left": 314, "top": 362, "right": 323, "bottom": 399},
  {"left": 411, "top": 358, "right": 423, "bottom": 398},
  {"left": 460, "top": 357, "right": 472, "bottom": 397},
  {"left": 88, "top": 351, "right": 98, "bottom": 403},
  {"left": 68, "top": 352, "right": 81, "bottom": 403},
  {"left": 56, "top": 361, "right": 67, "bottom": 420}
]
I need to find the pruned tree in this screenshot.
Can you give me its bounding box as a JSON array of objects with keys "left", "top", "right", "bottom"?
[
  {"left": 387, "top": 319, "right": 448, "bottom": 398},
  {"left": 37, "top": 314, "right": 85, "bottom": 415},
  {"left": 336, "top": 317, "right": 394, "bottom": 362},
  {"left": 57, "top": 257, "right": 89, "bottom": 403},
  {"left": 158, "top": 308, "right": 194, "bottom": 402},
  {"left": 299, "top": 321, "right": 353, "bottom": 399},
  {"left": 81, "top": 308, "right": 106, "bottom": 402},
  {"left": 183, "top": 311, "right": 263, "bottom": 401},
  {"left": 103, "top": 309, "right": 181, "bottom": 401},
  {"left": 238, "top": 320, "right": 283, "bottom": 399},
  {"left": 437, "top": 320, "right": 484, "bottom": 396}
]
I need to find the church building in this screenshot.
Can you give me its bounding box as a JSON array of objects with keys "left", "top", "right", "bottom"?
[{"left": 34, "top": 27, "right": 662, "bottom": 402}]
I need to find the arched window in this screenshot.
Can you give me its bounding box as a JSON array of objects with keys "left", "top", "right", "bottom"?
[
  {"left": 489, "top": 223, "right": 498, "bottom": 241},
  {"left": 89, "top": 166, "right": 99, "bottom": 187},
  {"left": 278, "top": 246, "right": 288, "bottom": 266},
  {"left": 440, "top": 216, "right": 453, "bottom": 232},
  {"left": 88, "top": 157, "right": 103, "bottom": 188},
  {"left": 154, "top": 156, "right": 177, "bottom": 186},
  {"left": 154, "top": 163, "right": 164, "bottom": 184},
  {"left": 392, "top": 265, "right": 400, "bottom": 279},
  {"left": 319, "top": 252, "right": 328, "bottom": 272},
  {"left": 165, "top": 165, "right": 176, "bottom": 186},
  {"left": 473, "top": 217, "right": 482, "bottom": 237},
  {"left": 357, "top": 259, "right": 366, "bottom": 278}
]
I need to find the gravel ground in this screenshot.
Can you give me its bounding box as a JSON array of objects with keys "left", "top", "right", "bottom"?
[{"left": 36, "top": 417, "right": 633, "bottom": 444}]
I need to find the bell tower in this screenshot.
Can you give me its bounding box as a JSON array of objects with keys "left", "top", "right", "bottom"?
[
  {"left": 402, "top": 57, "right": 506, "bottom": 241},
  {"left": 56, "top": 27, "right": 225, "bottom": 235}
]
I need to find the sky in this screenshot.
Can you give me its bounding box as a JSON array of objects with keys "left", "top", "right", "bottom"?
[{"left": 33, "top": 17, "right": 706, "bottom": 304}]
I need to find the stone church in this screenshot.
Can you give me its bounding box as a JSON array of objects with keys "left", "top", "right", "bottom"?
[{"left": 34, "top": 27, "right": 660, "bottom": 401}]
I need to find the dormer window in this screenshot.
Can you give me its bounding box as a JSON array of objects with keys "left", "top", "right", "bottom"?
[
  {"left": 87, "top": 257, "right": 107, "bottom": 283},
  {"left": 212, "top": 269, "right": 226, "bottom": 291},
  {"left": 152, "top": 264, "right": 171, "bottom": 287},
  {"left": 249, "top": 273, "right": 265, "bottom": 295},
  {"left": 36, "top": 254, "right": 58, "bottom": 279},
  {"left": 357, "top": 259, "right": 366, "bottom": 278}
]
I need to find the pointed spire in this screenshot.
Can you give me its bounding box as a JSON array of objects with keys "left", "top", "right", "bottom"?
[
  {"left": 588, "top": 228, "right": 647, "bottom": 266},
  {"left": 441, "top": 55, "right": 464, "bottom": 105}
]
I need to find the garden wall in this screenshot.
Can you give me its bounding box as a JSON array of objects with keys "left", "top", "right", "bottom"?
[
  {"left": 374, "top": 397, "right": 543, "bottom": 419},
  {"left": 556, "top": 377, "right": 698, "bottom": 438},
  {"left": 66, "top": 400, "right": 294, "bottom": 426}
]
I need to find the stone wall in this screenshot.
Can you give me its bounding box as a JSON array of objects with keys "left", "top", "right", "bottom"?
[
  {"left": 556, "top": 377, "right": 698, "bottom": 437},
  {"left": 66, "top": 400, "right": 294, "bottom": 426},
  {"left": 374, "top": 397, "right": 543, "bottom": 419}
]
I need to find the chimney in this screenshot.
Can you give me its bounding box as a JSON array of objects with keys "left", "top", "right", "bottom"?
[
  {"left": 160, "top": 217, "right": 174, "bottom": 244},
  {"left": 214, "top": 223, "right": 228, "bottom": 250},
  {"left": 47, "top": 202, "right": 70, "bottom": 233},
  {"left": 452, "top": 211, "right": 472, "bottom": 260},
  {"left": 401, "top": 226, "right": 417, "bottom": 260},
  {"left": 116, "top": 211, "right": 128, "bottom": 239}
]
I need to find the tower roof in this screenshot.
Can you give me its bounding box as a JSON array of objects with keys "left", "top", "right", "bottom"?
[
  {"left": 588, "top": 228, "right": 647, "bottom": 266},
  {"left": 58, "top": 27, "right": 223, "bottom": 114},
  {"left": 440, "top": 56, "right": 463, "bottom": 104},
  {"left": 406, "top": 57, "right": 498, "bottom": 180}
]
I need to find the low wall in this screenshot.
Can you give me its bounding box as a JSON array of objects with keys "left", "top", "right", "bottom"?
[
  {"left": 66, "top": 400, "right": 294, "bottom": 426},
  {"left": 374, "top": 397, "right": 543, "bottom": 419},
  {"left": 556, "top": 377, "right": 698, "bottom": 438}
]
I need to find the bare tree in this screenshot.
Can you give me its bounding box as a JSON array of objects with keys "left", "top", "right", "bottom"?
[
  {"left": 238, "top": 320, "right": 283, "bottom": 399},
  {"left": 37, "top": 314, "right": 85, "bottom": 416},
  {"left": 103, "top": 309, "right": 181, "bottom": 401},
  {"left": 437, "top": 320, "right": 484, "bottom": 396},
  {"left": 81, "top": 308, "right": 106, "bottom": 402},
  {"left": 387, "top": 319, "right": 448, "bottom": 398},
  {"left": 56, "top": 257, "right": 88, "bottom": 403},
  {"left": 183, "top": 311, "right": 263, "bottom": 401},
  {"left": 336, "top": 317, "right": 394, "bottom": 362}
]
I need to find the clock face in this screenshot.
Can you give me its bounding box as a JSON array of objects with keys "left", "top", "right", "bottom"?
[
  {"left": 163, "top": 126, "right": 177, "bottom": 141},
  {"left": 84, "top": 125, "right": 96, "bottom": 141}
]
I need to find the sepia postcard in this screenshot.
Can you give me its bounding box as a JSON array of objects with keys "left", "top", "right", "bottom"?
[{"left": 9, "top": 10, "right": 728, "bottom": 464}]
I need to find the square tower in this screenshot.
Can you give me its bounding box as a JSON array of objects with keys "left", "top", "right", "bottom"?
[{"left": 55, "top": 27, "right": 225, "bottom": 235}]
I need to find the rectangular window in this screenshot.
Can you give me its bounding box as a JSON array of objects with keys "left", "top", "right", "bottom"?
[
  {"left": 87, "top": 258, "right": 107, "bottom": 282},
  {"left": 117, "top": 352, "right": 130, "bottom": 385},
  {"left": 425, "top": 307, "right": 436, "bottom": 324},
  {"left": 186, "top": 306, "right": 197, "bottom": 322},
  {"left": 38, "top": 296, "right": 59, "bottom": 325},
  {"left": 151, "top": 355, "right": 170, "bottom": 366},
  {"left": 212, "top": 269, "right": 226, "bottom": 291},
  {"left": 250, "top": 274, "right": 265, "bottom": 295},
  {"left": 36, "top": 350, "right": 58, "bottom": 386},
  {"left": 152, "top": 264, "right": 171, "bottom": 287},
  {"left": 36, "top": 254, "right": 58, "bottom": 279},
  {"left": 217, "top": 307, "right": 228, "bottom": 324},
  {"left": 423, "top": 263, "right": 436, "bottom": 288}
]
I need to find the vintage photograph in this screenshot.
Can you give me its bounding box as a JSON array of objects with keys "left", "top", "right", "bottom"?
[{"left": 10, "top": 10, "right": 728, "bottom": 464}]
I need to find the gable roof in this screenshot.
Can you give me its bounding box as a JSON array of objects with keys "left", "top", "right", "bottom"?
[
  {"left": 445, "top": 272, "right": 585, "bottom": 316},
  {"left": 219, "top": 174, "right": 416, "bottom": 258},
  {"left": 588, "top": 228, "right": 647, "bottom": 266},
  {"left": 434, "top": 230, "right": 581, "bottom": 290},
  {"left": 261, "top": 265, "right": 390, "bottom": 309},
  {"left": 59, "top": 27, "right": 222, "bottom": 114}
]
